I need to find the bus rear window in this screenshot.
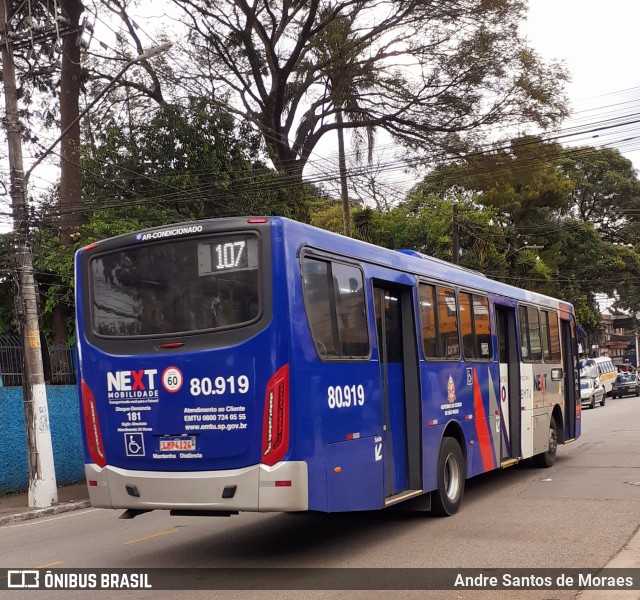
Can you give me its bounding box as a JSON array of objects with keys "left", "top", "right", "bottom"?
[{"left": 89, "top": 235, "right": 260, "bottom": 337}]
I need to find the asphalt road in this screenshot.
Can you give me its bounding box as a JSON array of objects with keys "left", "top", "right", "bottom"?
[{"left": 3, "top": 395, "right": 640, "bottom": 600}]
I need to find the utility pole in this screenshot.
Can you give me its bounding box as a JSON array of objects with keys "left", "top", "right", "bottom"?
[
  {"left": 452, "top": 203, "right": 459, "bottom": 265},
  {"left": 336, "top": 110, "right": 351, "bottom": 237},
  {"left": 1, "top": 1, "right": 57, "bottom": 508}
]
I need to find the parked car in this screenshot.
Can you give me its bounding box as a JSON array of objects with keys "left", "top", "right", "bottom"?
[
  {"left": 579, "top": 356, "right": 617, "bottom": 397},
  {"left": 612, "top": 373, "right": 640, "bottom": 398},
  {"left": 580, "top": 378, "right": 605, "bottom": 409}
]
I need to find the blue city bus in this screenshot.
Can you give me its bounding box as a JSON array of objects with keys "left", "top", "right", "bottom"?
[{"left": 75, "top": 216, "right": 580, "bottom": 518}]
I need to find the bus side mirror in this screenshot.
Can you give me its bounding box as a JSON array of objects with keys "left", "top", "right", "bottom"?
[{"left": 551, "top": 368, "right": 563, "bottom": 381}]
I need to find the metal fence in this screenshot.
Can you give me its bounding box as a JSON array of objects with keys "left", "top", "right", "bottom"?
[{"left": 0, "top": 334, "right": 76, "bottom": 386}]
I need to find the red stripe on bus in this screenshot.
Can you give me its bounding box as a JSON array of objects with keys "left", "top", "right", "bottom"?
[{"left": 472, "top": 369, "right": 495, "bottom": 471}]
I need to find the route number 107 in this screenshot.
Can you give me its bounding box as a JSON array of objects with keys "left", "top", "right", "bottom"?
[
  {"left": 327, "top": 384, "right": 365, "bottom": 409},
  {"left": 215, "top": 241, "right": 246, "bottom": 270}
]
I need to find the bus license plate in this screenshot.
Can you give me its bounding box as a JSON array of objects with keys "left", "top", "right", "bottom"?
[{"left": 159, "top": 436, "right": 196, "bottom": 451}]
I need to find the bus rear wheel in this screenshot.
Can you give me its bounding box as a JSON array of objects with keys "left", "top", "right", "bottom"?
[
  {"left": 432, "top": 437, "right": 465, "bottom": 516},
  {"left": 532, "top": 417, "right": 558, "bottom": 468}
]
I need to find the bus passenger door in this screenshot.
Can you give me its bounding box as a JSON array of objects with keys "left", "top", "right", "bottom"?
[
  {"left": 495, "top": 306, "right": 521, "bottom": 462},
  {"left": 561, "top": 319, "right": 578, "bottom": 440},
  {"left": 373, "top": 284, "right": 421, "bottom": 500}
]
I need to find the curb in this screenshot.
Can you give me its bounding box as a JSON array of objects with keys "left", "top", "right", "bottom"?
[
  {"left": 0, "top": 500, "right": 91, "bottom": 526},
  {"left": 577, "top": 523, "right": 640, "bottom": 600}
]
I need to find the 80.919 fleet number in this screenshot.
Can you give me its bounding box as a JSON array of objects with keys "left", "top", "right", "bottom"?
[
  {"left": 190, "top": 375, "right": 249, "bottom": 397},
  {"left": 327, "top": 384, "right": 365, "bottom": 409}
]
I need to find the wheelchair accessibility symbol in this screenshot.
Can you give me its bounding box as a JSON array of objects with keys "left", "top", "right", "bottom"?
[{"left": 125, "top": 432, "right": 145, "bottom": 457}]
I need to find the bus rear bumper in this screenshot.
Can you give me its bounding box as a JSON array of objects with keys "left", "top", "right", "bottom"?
[{"left": 84, "top": 461, "right": 308, "bottom": 512}]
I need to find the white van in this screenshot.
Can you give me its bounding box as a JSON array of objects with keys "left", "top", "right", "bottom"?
[{"left": 580, "top": 357, "right": 616, "bottom": 396}]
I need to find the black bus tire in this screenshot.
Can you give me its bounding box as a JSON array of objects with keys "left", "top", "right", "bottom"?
[
  {"left": 532, "top": 417, "right": 558, "bottom": 468},
  {"left": 432, "top": 436, "right": 465, "bottom": 517}
]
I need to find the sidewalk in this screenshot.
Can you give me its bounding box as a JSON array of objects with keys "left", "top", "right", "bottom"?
[{"left": 0, "top": 482, "right": 90, "bottom": 526}]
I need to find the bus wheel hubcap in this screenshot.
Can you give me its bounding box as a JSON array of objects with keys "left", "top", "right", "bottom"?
[
  {"left": 444, "top": 453, "right": 461, "bottom": 500},
  {"left": 549, "top": 428, "right": 557, "bottom": 454}
]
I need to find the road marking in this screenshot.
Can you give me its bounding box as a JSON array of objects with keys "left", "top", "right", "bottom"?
[
  {"left": 123, "top": 529, "right": 178, "bottom": 545},
  {"left": 3, "top": 509, "right": 100, "bottom": 529},
  {"left": 0, "top": 561, "right": 63, "bottom": 581}
]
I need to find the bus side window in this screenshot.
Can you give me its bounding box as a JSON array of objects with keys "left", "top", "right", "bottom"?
[
  {"left": 302, "top": 258, "right": 336, "bottom": 356},
  {"left": 460, "top": 293, "right": 492, "bottom": 360},
  {"left": 548, "top": 312, "right": 561, "bottom": 361},
  {"left": 541, "top": 310, "right": 551, "bottom": 360},
  {"left": 459, "top": 292, "right": 474, "bottom": 359},
  {"left": 519, "top": 306, "right": 530, "bottom": 360},
  {"left": 331, "top": 263, "right": 369, "bottom": 357},
  {"left": 301, "top": 257, "right": 369, "bottom": 359},
  {"left": 418, "top": 283, "right": 438, "bottom": 357},
  {"left": 473, "top": 295, "right": 492, "bottom": 359},
  {"left": 438, "top": 287, "right": 460, "bottom": 359},
  {"left": 419, "top": 283, "right": 460, "bottom": 359},
  {"left": 527, "top": 307, "right": 543, "bottom": 361}
]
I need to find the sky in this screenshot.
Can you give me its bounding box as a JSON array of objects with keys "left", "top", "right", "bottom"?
[
  {"left": 522, "top": 0, "right": 640, "bottom": 169},
  {"left": 522, "top": 0, "right": 640, "bottom": 314}
]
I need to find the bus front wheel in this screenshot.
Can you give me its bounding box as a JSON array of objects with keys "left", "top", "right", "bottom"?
[{"left": 432, "top": 437, "right": 465, "bottom": 516}]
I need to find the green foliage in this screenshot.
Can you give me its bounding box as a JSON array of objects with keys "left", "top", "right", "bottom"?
[
  {"left": 560, "top": 146, "right": 640, "bottom": 244},
  {"left": 310, "top": 201, "right": 346, "bottom": 235},
  {"left": 81, "top": 98, "right": 276, "bottom": 234},
  {"left": 454, "top": 205, "right": 507, "bottom": 275},
  {"left": 417, "top": 136, "right": 573, "bottom": 234},
  {"left": 325, "top": 194, "right": 507, "bottom": 273},
  {"left": 364, "top": 198, "right": 454, "bottom": 260},
  {"left": 569, "top": 293, "right": 601, "bottom": 333}
]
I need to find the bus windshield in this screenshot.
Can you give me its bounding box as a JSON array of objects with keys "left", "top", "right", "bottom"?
[{"left": 89, "top": 234, "right": 260, "bottom": 337}]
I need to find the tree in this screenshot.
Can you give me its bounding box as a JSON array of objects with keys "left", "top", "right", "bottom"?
[
  {"left": 1, "top": 0, "right": 172, "bottom": 344},
  {"left": 410, "top": 136, "right": 578, "bottom": 285},
  {"left": 84, "top": 0, "right": 169, "bottom": 105},
  {"left": 51, "top": 0, "right": 85, "bottom": 346},
  {"left": 560, "top": 146, "right": 640, "bottom": 244},
  {"left": 81, "top": 97, "right": 290, "bottom": 222},
  {"left": 326, "top": 193, "right": 507, "bottom": 276},
  {"left": 416, "top": 136, "right": 573, "bottom": 233},
  {"left": 171, "top": 0, "right": 569, "bottom": 220},
  {"left": 311, "top": 9, "right": 376, "bottom": 236},
  {"left": 543, "top": 220, "right": 638, "bottom": 337},
  {"left": 59, "top": 0, "right": 85, "bottom": 247}
]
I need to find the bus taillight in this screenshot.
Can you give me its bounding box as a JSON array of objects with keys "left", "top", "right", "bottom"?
[
  {"left": 81, "top": 380, "right": 107, "bottom": 468},
  {"left": 261, "top": 364, "right": 290, "bottom": 466}
]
